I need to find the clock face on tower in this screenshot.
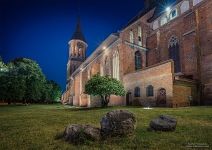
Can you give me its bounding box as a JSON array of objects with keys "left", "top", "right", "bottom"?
[{"left": 77, "top": 42, "right": 84, "bottom": 49}]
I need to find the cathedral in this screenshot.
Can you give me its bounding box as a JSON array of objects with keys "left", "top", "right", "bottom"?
[{"left": 62, "top": 0, "right": 212, "bottom": 107}]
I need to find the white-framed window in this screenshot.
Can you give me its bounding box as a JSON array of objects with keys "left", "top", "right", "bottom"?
[
  {"left": 153, "top": 20, "right": 159, "bottom": 30},
  {"left": 180, "top": 1, "right": 190, "bottom": 14},
  {"left": 130, "top": 30, "right": 134, "bottom": 43},
  {"left": 161, "top": 16, "right": 168, "bottom": 26},
  {"left": 138, "top": 26, "right": 142, "bottom": 46},
  {"left": 112, "top": 51, "right": 120, "bottom": 80},
  {"left": 169, "top": 8, "right": 178, "bottom": 20},
  {"left": 193, "top": 0, "right": 203, "bottom": 6}
]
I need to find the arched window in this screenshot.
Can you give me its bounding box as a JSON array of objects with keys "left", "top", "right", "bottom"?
[
  {"left": 169, "top": 9, "right": 178, "bottom": 20},
  {"left": 135, "top": 51, "right": 142, "bottom": 70},
  {"left": 147, "top": 85, "right": 154, "bottom": 97},
  {"left": 138, "top": 26, "right": 142, "bottom": 46},
  {"left": 112, "top": 51, "right": 120, "bottom": 80},
  {"left": 168, "top": 36, "right": 181, "bottom": 73},
  {"left": 130, "top": 30, "right": 134, "bottom": 43},
  {"left": 104, "top": 56, "right": 111, "bottom": 76},
  {"left": 134, "top": 87, "right": 140, "bottom": 97}
]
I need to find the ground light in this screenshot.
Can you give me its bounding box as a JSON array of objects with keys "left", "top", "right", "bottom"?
[{"left": 143, "top": 106, "right": 153, "bottom": 110}]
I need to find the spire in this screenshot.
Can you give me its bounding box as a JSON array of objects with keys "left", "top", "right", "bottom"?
[{"left": 71, "top": 17, "right": 86, "bottom": 43}]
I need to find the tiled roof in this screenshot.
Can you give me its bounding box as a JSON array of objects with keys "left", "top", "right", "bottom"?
[{"left": 71, "top": 19, "right": 86, "bottom": 43}]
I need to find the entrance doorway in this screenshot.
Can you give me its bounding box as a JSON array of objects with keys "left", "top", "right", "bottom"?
[
  {"left": 157, "top": 88, "right": 166, "bottom": 107},
  {"left": 126, "top": 92, "right": 132, "bottom": 106}
]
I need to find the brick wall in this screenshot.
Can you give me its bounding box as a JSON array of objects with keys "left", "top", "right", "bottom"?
[{"left": 123, "top": 60, "right": 174, "bottom": 107}]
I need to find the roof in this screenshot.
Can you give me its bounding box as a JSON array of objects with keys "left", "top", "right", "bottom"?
[
  {"left": 148, "top": 0, "right": 183, "bottom": 22},
  {"left": 122, "top": 0, "right": 180, "bottom": 29},
  {"left": 71, "top": 19, "right": 86, "bottom": 43}
]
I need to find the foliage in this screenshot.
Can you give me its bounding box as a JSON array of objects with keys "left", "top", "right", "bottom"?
[
  {"left": 43, "top": 80, "right": 62, "bottom": 103},
  {"left": 10, "top": 58, "right": 46, "bottom": 103},
  {"left": 0, "top": 57, "right": 62, "bottom": 104},
  {"left": 85, "top": 74, "right": 125, "bottom": 107}
]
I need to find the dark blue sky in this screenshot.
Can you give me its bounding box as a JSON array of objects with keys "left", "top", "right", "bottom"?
[{"left": 0, "top": 0, "right": 173, "bottom": 91}]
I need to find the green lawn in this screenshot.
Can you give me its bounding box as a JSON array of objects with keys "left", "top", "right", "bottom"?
[{"left": 0, "top": 105, "right": 211, "bottom": 150}]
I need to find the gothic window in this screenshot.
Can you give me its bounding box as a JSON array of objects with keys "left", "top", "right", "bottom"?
[
  {"left": 180, "top": 1, "right": 190, "bottom": 14},
  {"left": 112, "top": 51, "right": 120, "bottom": 80},
  {"left": 161, "top": 16, "right": 167, "bottom": 26},
  {"left": 135, "top": 51, "right": 142, "bottom": 70},
  {"left": 147, "top": 85, "right": 154, "bottom": 97},
  {"left": 134, "top": 87, "right": 141, "bottom": 97},
  {"left": 130, "top": 30, "right": 134, "bottom": 43},
  {"left": 169, "top": 9, "right": 178, "bottom": 20},
  {"left": 104, "top": 56, "right": 111, "bottom": 76},
  {"left": 168, "top": 36, "right": 181, "bottom": 73},
  {"left": 138, "top": 26, "right": 142, "bottom": 46}
]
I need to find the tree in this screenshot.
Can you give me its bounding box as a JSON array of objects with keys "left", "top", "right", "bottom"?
[
  {"left": 85, "top": 74, "right": 125, "bottom": 107},
  {"left": 10, "top": 58, "right": 46, "bottom": 103},
  {"left": 0, "top": 57, "right": 62, "bottom": 104},
  {"left": 42, "top": 80, "right": 62, "bottom": 103}
]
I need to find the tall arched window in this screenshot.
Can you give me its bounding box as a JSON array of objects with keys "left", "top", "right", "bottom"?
[
  {"left": 138, "top": 26, "right": 142, "bottom": 46},
  {"left": 147, "top": 85, "right": 154, "bottom": 97},
  {"left": 130, "top": 30, "right": 134, "bottom": 43},
  {"left": 168, "top": 36, "right": 181, "bottom": 73},
  {"left": 104, "top": 56, "right": 111, "bottom": 76},
  {"left": 135, "top": 51, "right": 142, "bottom": 70},
  {"left": 112, "top": 51, "right": 120, "bottom": 80},
  {"left": 134, "top": 87, "right": 141, "bottom": 97}
]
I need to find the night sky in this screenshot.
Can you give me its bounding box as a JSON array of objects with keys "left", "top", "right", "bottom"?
[{"left": 0, "top": 0, "right": 174, "bottom": 91}]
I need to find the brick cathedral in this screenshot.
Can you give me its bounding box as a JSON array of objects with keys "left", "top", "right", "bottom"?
[{"left": 62, "top": 0, "right": 212, "bottom": 107}]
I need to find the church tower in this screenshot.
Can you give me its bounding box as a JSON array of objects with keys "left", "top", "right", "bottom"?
[{"left": 67, "top": 18, "right": 87, "bottom": 82}]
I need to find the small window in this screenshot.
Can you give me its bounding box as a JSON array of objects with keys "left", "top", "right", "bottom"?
[
  {"left": 134, "top": 87, "right": 141, "bottom": 97},
  {"left": 147, "top": 85, "right": 154, "bottom": 97},
  {"left": 170, "top": 9, "right": 178, "bottom": 20}
]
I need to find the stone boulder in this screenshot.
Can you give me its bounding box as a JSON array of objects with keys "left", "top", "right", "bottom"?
[
  {"left": 100, "top": 110, "right": 136, "bottom": 137},
  {"left": 63, "top": 124, "right": 100, "bottom": 144},
  {"left": 149, "top": 115, "right": 177, "bottom": 131}
]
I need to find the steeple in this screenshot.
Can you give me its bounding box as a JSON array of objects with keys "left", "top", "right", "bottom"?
[
  {"left": 67, "top": 17, "right": 87, "bottom": 82},
  {"left": 71, "top": 18, "right": 86, "bottom": 43}
]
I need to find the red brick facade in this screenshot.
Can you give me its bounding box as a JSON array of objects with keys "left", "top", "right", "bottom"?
[{"left": 62, "top": 0, "right": 212, "bottom": 107}]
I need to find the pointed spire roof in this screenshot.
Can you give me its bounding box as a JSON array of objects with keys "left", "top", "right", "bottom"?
[{"left": 71, "top": 18, "right": 86, "bottom": 43}]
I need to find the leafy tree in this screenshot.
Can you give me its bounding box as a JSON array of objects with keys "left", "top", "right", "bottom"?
[
  {"left": 10, "top": 58, "right": 46, "bottom": 103},
  {"left": 43, "top": 80, "right": 62, "bottom": 103},
  {"left": 85, "top": 74, "right": 125, "bottom": 107},
  {"left": 0, "top": 57, "right": 62, "bottom": 104}
]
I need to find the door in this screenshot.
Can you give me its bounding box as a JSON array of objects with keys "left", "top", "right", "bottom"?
[
  {"left": 157, "top": 88, "right": 166, "bottom": 107},
  {"left": 126, "top": 92, "right": 132, "bottom": 106}
]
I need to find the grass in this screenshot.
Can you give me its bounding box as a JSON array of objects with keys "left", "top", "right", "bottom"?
[{"left": 0, "top": 104, "right": 211, "bottom": 150}]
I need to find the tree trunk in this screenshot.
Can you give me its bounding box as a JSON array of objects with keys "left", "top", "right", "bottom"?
[{"left": 100, "top": 95, "right": 111, "bottom": 107}]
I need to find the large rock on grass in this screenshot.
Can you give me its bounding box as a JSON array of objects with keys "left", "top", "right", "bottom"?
[
  {"left": 63, "top": 124, "right": 100, "bottom": 144},
  {"left": 149, "top": 115, "right": 177, "bottom": 131},
  {"left": 100, "top": 110, "right": 136, "bottom": 137}
]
